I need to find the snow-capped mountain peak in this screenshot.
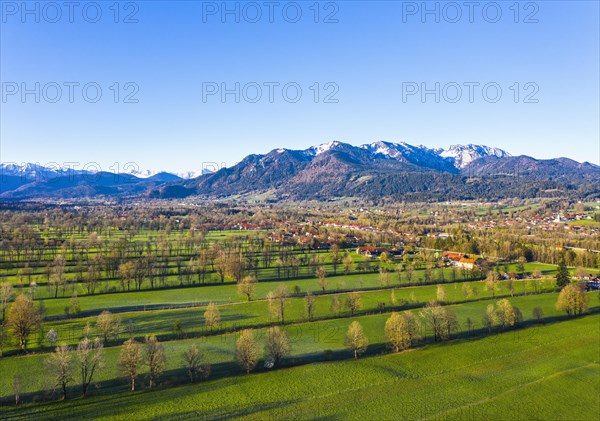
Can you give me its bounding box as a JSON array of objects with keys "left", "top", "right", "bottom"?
[
  {"left": 175, "top": 169, "right": 214, "bottom": 179},
  {"left": 121, "top": 167, "right": 214, "bottom": 180},
  {"left": 0, "top": 141, "right": 512, "bottom": 184},
  {"left": 0, "top": 162, "right": 83, "bottom": 179},
  {"left": 361, "top": 141, "right": 404, "bottom": 159},
  {"left": 123, "top": 168, "right": 159, "bottom": 179},
  {"left": 440, "top": 144, "right": 511, "bottom": 168},
  {"left": 307, "top": 140, "right": 344, "bottom": 156},
  {"left": 357, "top": 141, "right": 458, "bottom": 171}
]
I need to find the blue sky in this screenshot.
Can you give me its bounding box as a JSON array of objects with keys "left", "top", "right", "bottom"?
[{"left": 1, "top": 0, "right": 599, "bottom": 173}]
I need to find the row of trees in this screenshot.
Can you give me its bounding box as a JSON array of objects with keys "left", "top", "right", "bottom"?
[
  {"left": 2, "top": 270, "right": 592, "bottom": 356},
  {"left": 3, "top": 222, "right": 591, "bottom": 305},
  {"left": 39, "top": 334, "right": 206, "bottom": 402},
  {"left": 2, "top": 200, "right": 599, "bottom": 275},
  {"left": 10, "top": 284, "right": 591, "bottom": 404},
  {"left": 236, "top": 294, "right": 541, "bottom": 372},
  {"left": 2, "top": 242, "right": 403, "bottom": 300},
  {"left": 41, "top": 325, "right": 289, "bottom": 401}
]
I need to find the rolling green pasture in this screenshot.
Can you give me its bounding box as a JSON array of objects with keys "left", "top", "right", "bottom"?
[
  {"left": 1, "top": 312, "right": 597, "bottom": 420},
  {"left": 1, "top": 260, "right": 558, "bottom": 307},
  {"left": 0, "top": 221, "right": 598, "bottom": 419},
  {"left": 36, "top": 270, "right": 548, "bottom": 318},
  {"left": 0, "top": 248, "right": 388, "bottom": 294},
  {"left": 3, "top": 278, "right": 557, "bottom": 353},
  {"left": 0, "top": 291, "right": 595, "bottom": 400}
]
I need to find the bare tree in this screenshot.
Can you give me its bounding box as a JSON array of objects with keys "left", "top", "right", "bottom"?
[
  {"left": 225, "top": 251, "right": 245, "bottom": 283},
  {"left": 0, "top": 282, "right": 14, "bottom": 321},
  {"left": 330, "top": 295, "right": 341, "bottom": 316},
  {"left": 483, "top": 303, "right": 498, "bottom": 332},
  {"left": 395, "top": 264, "right": 404, "bottom": 284},
  {"left": 506, "top": 278, "right": 515, "bottom": 297},
  {"left": 86, "top": 258, "right": 101, "bottom": 294},
  {"left": 119, "top": 261, "right": 136, "bottom": 292},
  {"left": 96, "top": 310, "right": 117, "bottom": 343},
  {"left": 235, "top": 329, "right": 260, "bottom": 374},
  {"left": 204, "top": 303, "right": 221, "bottom": 333},
  {"left": 70, "top": 291, "right": 81, "bottom": 317},
  {"left": 345, "top": 292, "right": 361, "bottom": 316},
  {"left": 406, "top": 265, "right": 414, "bottom": 283},
  {"left": 46, "top": 344, "right": 74, "bottom": 400},
  {"left": 46, "top": 329, "right": 59, "bottom": 348},
  {"left": 264, "top": 326, "right": 290, "bottom": 366},
  {"left": 144, "top": 335, "right": 166, "bottom": 389},
  {"left": 267, "top": 285, "right": 290, "bottom": 324},
  {"left": 237, "top": 275, "right": 257, "bottom": 301},
  {"left": 49, "top": 255, "right": 66, "bottom": 298},
  {"left": 305, "top": 292, "right": 316, "bottom": 321},
  {"left": 82, "top": 322, "right": 93, "bottom": 339},
  {"left": 119, "top": 338, "right": 142, "bottom": 392},
  {"left": 379, "top": 268, "right": 391, "bottom": 287},
  {"left": 345, "top": 321, "right": 368, "bottom": 358},
  {"left": 76, "top": 337, "right": 104, "bottom": 396},
  {"left": 182, "top": 344, "right": 210, "bottom": 382},
  {"left": 214, "top": 249, "right": 228, "bottom": 283},
  {"left": 420, "top": 301, "right": 458, "bottom": 342},
  {"left": 424, "top": 263, "right": 432, "bottom": 284},
  {"left": 316, "top": 266, "right": 327, "bottom": 292},
  {"left": 330, "top": 244, "right": 340, "bottom": 275},
  {"left": 189, "top": 254, "right": 208, "bottom": 285},
  {"left": 436, "top": 285, "right": 447, "bottom": 303},
  {"left": 342, "top": 253, "right": 354, "bottom": 274},
  {"left": 484, "top": 271, "right": 500, "bottom": 298}
]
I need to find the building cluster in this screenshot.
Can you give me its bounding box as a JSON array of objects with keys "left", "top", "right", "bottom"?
[
  {"left": 465, "top": 213, "right": 599, "bottom": 237},
  {"left": 356, "top": 246, "right": 404, "bottom": 257},
  {"left": 441, "top": 252, "right": 484, "bottom": 270},
  {"left": 426, "top": 232, "right": 453, "bottom": 239},
  {"left": 322, "top": 221, "right": 382, "bottom": 233},
  {"left": 575, "top": 272, "right": 600, "bottom": 290}
]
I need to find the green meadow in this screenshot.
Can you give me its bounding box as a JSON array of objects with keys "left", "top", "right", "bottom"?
[
  {"left": 1, "top": 313, "right": 597, "bottom": 420},
  {"left": 0, "top": 221, "right": 597, "bottom": 419}
]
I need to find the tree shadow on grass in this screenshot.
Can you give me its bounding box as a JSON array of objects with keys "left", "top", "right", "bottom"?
[
  {"left": 2, "top": 309, "right": 597, "bottom": 417},
  {"left": 0, "top": 364, "right": 254, "bottom": 420}
]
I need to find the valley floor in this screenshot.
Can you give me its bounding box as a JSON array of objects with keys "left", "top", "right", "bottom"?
[{"left": 2, "top": 314, "right": 598, "bottom": 420}]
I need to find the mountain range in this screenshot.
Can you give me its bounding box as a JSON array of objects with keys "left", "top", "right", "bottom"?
[
  {"left": 2, "top": 142, "right": 599, "bottom": 201},
  {"left": 0, "top": 163, "right": 210, "bottom": 181}
]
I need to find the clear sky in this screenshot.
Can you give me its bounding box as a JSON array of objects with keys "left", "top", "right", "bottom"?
[{"left": 1, "top": 0, "right": 599, "bottom": 173}]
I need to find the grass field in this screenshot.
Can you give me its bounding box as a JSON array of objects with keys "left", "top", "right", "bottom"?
[
  {"left": 1, "top": 291, "right": 595, "bottom": 400},
  {"left": 38, "top": 271, "right": 550, "bottom": 316},
  {"left": 3, "top": 261, "right": 558, "bottom": 318},
  {"left": 0, "top": 277, "right": 558, "bottom": 354},
  {"left": 2, "top": 313, "right": 597, "bottom": 420},
  {"left": 0, "top": 219, "right": 596, "bottom": 419}
]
